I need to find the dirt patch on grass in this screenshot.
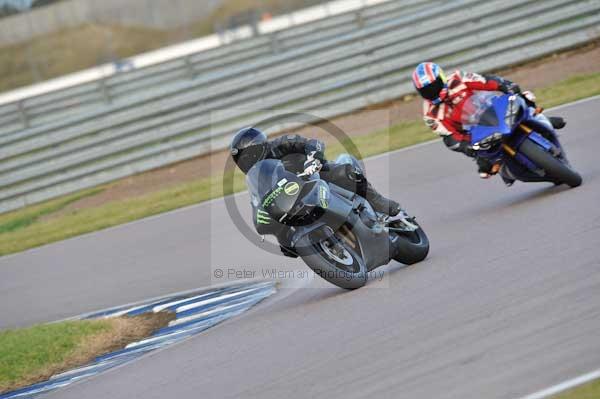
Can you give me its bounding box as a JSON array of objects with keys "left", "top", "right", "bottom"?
[
  {"left": 0, "top": 312, "right": 174, "bottom": 394},
  {"left": 63, "top": 312, "right": 175, "bottom": 366},
  {"left": 48, "top": 42, "right": 600, "bottom": 215}
]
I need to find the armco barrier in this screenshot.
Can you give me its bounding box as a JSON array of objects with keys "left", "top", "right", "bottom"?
[{"left": 0, "top": 0, "right": 599, "bottom": 212}]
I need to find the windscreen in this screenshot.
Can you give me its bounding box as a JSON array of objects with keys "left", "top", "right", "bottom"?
[
  {"left": 246, "top": 159, "right": 296, "bottom": 201},
  {"left": 461, "top": 91, "right": 503, "bottom": 129}
]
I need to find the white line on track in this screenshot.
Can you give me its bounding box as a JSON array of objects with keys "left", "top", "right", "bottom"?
[
  {"left": 152, "top": 292, "right": 218, "bottom": 313},
  {"left": 3, "top": 94, "right": 599, "bottom": 261},
  {"left": 518, "top": 368, "right": 600, "bottom": 399},
  {"left": 174, "top": 287, "right": 260, "bottom": 312},
  {"left": 168, "top": 297, "right": 258, "bottom": 326}
]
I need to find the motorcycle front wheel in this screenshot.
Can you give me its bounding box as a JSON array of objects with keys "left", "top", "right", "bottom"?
[
  {"left": 295, "top": 232, "right": 367, "bottom": 290},
  {"left": 519, "top": 138, "right": 582, "bottom": 187}
]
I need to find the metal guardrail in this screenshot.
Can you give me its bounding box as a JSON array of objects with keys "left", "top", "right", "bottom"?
[
  {"left": 0, "top": 0, "right": 459, "bottom": 142},
  {"left": 0, "top": 0, "right": 425, "bottom": 132},
  {"left": 1, "top": 0, "right": 599, "bottom": 212}
]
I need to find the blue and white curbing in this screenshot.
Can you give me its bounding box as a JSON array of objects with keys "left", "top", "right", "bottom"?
[{"left": 0, "top": 281, "right": 276, "bottom": 399}]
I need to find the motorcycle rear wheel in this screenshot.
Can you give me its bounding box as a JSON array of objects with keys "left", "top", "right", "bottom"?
[{"left": 391, "top": 223, "right": 430, "bottom": 265}]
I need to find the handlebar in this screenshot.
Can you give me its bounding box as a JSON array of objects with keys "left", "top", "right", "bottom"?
[{"left": 297, "top": 159, "right": 326, "bottom": 178}]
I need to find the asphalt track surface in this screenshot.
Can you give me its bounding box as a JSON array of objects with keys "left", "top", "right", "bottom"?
[{"left": 1, "top": 97, "right": 600, "bottom": 398}]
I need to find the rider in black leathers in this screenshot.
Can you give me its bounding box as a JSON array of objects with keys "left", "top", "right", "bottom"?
[{"left": 230, "top": 127, "right": 403, "bottom": 219}]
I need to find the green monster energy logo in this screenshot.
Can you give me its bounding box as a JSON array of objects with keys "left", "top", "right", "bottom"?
[
  {"left": 319, "top": 185, "right": 329, "bottom": 209},
  {"left": 262, "top": 186, "right": 283, "bottom": 208},
  {"left": 256, "top": 209, "right": 271, "bottom": 225}
]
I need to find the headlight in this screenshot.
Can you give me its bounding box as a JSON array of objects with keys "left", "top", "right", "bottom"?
[
  {"left": 473, "top": 133, "right": 503, "bottom": 150},
  {"left": 505, "top": 95, "right": 520, "bottom": 127}
]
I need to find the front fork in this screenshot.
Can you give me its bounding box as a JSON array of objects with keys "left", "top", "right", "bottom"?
[{"left": 502, "top": 124, "right": 561, "bottom": 174}]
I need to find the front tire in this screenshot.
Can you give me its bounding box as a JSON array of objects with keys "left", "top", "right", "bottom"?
[
  {"left": 519, "top": 138, "right": 582, "bottom": 187},
  {"left": 295, "top": 233, "right": 367, "bottom": 290}
]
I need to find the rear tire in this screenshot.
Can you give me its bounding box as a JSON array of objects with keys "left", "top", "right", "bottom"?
[
  {"left": 392, "top": 225, "right": 430, "bottom": 265},
  {"left": 519, "top": 138, "right": 582, "bottom": 188},
  {"left": 295, "top": 233, "right": 367, "bottom": 290}
]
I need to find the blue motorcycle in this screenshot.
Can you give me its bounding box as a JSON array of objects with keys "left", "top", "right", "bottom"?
[{"left": 462, "top": 91, "right": 582, "bottom": 187}]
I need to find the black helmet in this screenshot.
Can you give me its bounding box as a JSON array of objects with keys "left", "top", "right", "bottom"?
[{"left": 230, "top": 127, "right": 269, "bottom": 173}]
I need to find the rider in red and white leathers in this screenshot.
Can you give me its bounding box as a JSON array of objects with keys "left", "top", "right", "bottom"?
[{"left": 413, "top": 62, "right": 565, "bottom": 182}]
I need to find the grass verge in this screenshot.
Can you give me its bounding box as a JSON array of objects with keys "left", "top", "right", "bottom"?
[
  {"left": 0, "top": 312, "right": 174, "bottom": 394},
  {"left": 0, "top": 72, "right": 599, "bottom": 256},
  {"left": 0, "top": 187, "right": 103, "bottom": 234},
  {"left": 552, "top": 378, "right": 600, "bottom": 398}
]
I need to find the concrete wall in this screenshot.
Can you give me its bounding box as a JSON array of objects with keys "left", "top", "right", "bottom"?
[{"left": 0, "top": 0, "right": 223, "bottom": 45}]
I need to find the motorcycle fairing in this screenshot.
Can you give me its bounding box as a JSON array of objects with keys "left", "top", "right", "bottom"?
[
  {"left": 468, "top": 94, "right": 512, "bottom": 145},
  {"left": 465, "top": 92, "right": 562, "bottom": 178},
  {"left": 285, "top": 184, "right": 391, "bottom": 272}
]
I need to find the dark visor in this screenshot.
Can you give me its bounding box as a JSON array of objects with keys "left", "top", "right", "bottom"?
[
  {"left": 236, "top": 144, "right": 268, "bottom": 173},
  {"left": 417, "top": 76, "right": 445, "bottom": 101}
]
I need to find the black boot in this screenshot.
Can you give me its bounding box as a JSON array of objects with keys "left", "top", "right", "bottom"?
[
  {"left": 364, "top": 182, "right": 402, "bottom": 216},
  {"left": 549, "top": 116, "right": 566, "bottom": 130}
]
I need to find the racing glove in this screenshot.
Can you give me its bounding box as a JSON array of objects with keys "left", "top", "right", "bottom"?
[
  {"left": 520, "top": 90, "right": 537, "bottom": 108},
  {"left": 303, "top": 151, "right": 322, "bottom": 176}
]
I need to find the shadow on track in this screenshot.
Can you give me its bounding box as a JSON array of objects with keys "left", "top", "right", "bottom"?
[
  {"left": 445, "top": 180, "right": 587, "bottom": 223},
  {"left": 495, "top": 184, "right": 572, "bottom": 210}
]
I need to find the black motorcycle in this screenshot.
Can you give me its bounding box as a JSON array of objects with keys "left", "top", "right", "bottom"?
[{"left": 247, "top": 158, "right": 429, "bottom": 289}]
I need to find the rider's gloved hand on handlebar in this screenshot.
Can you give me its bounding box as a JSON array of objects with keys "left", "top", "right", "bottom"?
[
  {"left": 303, "top": 151, "right": 322, "bottom": 176},
  {"left": 517, "top": 90, "right": 566, "bottom": 129},
  {"left": 521, "top": 90, "right": 536, "bottom": 103},
  {"left": 520, "top": 90, "right": 537, "bottom": 108}
]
